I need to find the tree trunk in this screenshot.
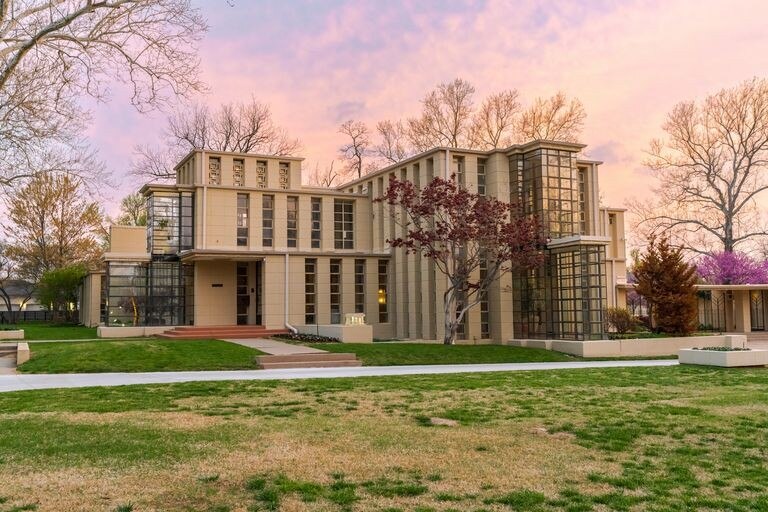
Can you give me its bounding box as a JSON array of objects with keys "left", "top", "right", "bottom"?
[{"left": 443, "top": 296, "right": 457, "bottom": 345}]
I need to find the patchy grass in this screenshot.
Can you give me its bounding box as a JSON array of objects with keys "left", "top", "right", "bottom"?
[
  {"left": 18, "top": 339, "right": 264, "bottom": 373},
  {"left": 11, "top": 323, "right": 98, "bottom": 340},
  {"left": 311, "top": 342, "right": 577, "bottom": 365},
  {"left": 1, "top": 366, "right": 768, "bottom": 510}
]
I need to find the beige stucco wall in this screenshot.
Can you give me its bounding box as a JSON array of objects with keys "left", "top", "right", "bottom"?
[
  {"left": 109, "top": 226, "right": 147, "bottom": 254},
  {"left": 186, "top": 255, "right": 394, "bottom": 336},
  {"left": 80, "top": 272, "right": 103, "bottom": 327},
  {"left": 194, "top": 260, "right": 237, "bottom": 326}
]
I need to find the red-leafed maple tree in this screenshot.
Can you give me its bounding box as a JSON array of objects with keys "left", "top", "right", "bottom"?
[{"left": 378, "top": 176, "right": 547, "bottom": 345}]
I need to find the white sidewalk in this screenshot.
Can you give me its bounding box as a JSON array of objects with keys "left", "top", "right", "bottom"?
[{"left": 0, "top": 359, "right": 679, "bottom": 393}]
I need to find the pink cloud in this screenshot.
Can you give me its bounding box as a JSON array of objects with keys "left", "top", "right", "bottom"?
[{"left": 90, "top": 0, "right": 768, "bottom": 222}]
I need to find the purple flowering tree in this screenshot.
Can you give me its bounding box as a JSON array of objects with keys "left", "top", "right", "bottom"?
[{"left": 697, "top": 251, "right": 768, "bottom": 285}]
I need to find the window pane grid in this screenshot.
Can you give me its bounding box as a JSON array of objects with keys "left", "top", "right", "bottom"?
[
  {"left": 311, "top": 198, "right": 322, "bottom": 249},
  {"left": 354, "top": 259, "right": 365, "bottom": 314},
  {"left": 334, "top": 200, "right": 354, "bottom": 249},
  {"left": 287, "top": 196, "right": 298, "bottom": 248},
  {"left": 237, "top": 193, "right": 249, "bottom": 247},
  {"left": 305, "top": 258, "right": 316, "bottom": 324},
  {"left": 330, "top": 259, "right": 342, "bottom": 324},
  {"left": 262, "top": 195, "right": 274, "bottom": 247},
  {"left": 378, "top": 259, "right": 388, "bottom": 323}
]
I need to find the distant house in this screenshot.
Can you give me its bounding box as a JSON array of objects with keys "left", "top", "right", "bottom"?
[{"left": 0, "top": 279, "right": 44, "bottom": 322}]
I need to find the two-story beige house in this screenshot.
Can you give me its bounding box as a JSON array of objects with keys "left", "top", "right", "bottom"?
[{"left": 82, "top": 140, "right": 627, "bottom": 342}]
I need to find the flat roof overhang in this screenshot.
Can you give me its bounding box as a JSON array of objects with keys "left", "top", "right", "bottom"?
[
  {"left": 179, "top": 249, "right": 392, "bottom": 262},
  {"left": 617, "top": 283, "right": 768, "bottom": 291},
  {"left": 546, "top": 235, "right": 612, "bottom": 250}
]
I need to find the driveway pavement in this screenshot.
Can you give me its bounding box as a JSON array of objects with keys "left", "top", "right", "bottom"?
[{"left": 0, "top": 359, "right": 678, "bottom": 393}]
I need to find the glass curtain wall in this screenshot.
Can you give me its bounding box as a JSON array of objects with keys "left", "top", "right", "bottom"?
[
  {"left": 105, "top": 261, "right": 193, "bottom": 326},
  {"left": 509, "top": 149, "right": 577, "bottom": 238},
  {"left": 147, "top": 191, "right": 194, "bottom": 256},
  {"left": 512, "top": 245, "right": 606, "bottom": 340}
]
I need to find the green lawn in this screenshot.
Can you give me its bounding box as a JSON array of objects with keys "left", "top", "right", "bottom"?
[
  {"left": 0, "top": 366, "right": 767, "bottom": 511},
  {"left": 18, "top": 339, "right": 264, "bottom": 373},
  {"left": 10, "top": 323, "right": 98, "bottom": 340},
  {"left": 312, "top": 342, "right": 577, "bottom": 365}
]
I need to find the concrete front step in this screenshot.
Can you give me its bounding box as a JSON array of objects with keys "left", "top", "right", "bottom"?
[
  {"left": 158, "top": 327, "right": 289, "bottom": 339},
  {"left": 256, "top": 352, "right": 361, "bottom": 369},
  {"left": 258, "top": 360, "right": 363, "bottom": 369}
]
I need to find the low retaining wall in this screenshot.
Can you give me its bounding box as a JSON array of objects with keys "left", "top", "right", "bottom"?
[
  {"left": 295, "top": 324, "right": 373, "bottom": 343},
  {"left": 0, "top": 330, "right": 24, "bottom": 340},
  {"left": 97, "top": 326, "right": 176, "bottom": 338},
  {"left": 16, "top": 342, "right": 29, "bottom": 365},
  {"left": 509, "top": 335, "right": 746, "bottom": 358},
  {"left": 679, "top": 348, "right": 768, "bottom": 367}
]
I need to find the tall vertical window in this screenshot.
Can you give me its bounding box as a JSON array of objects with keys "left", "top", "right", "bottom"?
[
  {"left": 208, "top": 157, "right": 221, "bottom": 185},
  {"left": 334, "top": 200, "right": 354, "bottom": 249},
  {"left": 456, "top": 289, "right": 467, "bottom": 339},
  {"left": 233, "top": 158, "right": 245, "bottom": 187},
  {"left": 480, "top": 256, "right": 490, "bottom": 338},
  {"left": 279, "top": 162, "right": 290, "bottom": 189},
  {"left": 578, "top": 168, "right": 587, "bottom": 234},
  {"left": 452, "top": 156, "right": 465, "bottom": 187},
  {"left": 287, "top": 196, "right": 298, "bottom": 248},
  {"left": 378, "top": 259, "right": 388, "bottom": 323},
  {"left": 354, "top": 259, "right": 365, "bottom": 314},
  {"left": 236, "top": 193, "right": 249, "bottom": 247},
  {"left": 305, "top": 258, "right": 317, "bottom": 324},
  {"left": 330, "top": 259, "right": 342, "bottom": 324},
  {"left": 262, "top": 195, "right": 274, "bottom": 247},
  {"left": 256, "top": 161, "right": 267, "bottom": 188},
  {"left": 477, "top": 158, "right": 487, "bottom": 196},
  {"left": 311, "top": 197, "right": 322, "bottom": 249},
  {"left": 147, "top": 191, "right": 194, "bottom": 255}
]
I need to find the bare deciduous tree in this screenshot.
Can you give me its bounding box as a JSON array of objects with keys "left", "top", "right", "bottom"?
[
  {"left": 338, "top": 119, "right": 370, "bottom": 179},
  {"left": 133, "top": 97, "right": 301, "bottom": 180},
  {"left": 469, "top": 89, "right": 521, "bottom": 149},
  {"left": 304, "top": 161, "right": 341, "bottom": 188},
  {"left": 407, "top": 78, "right": 475, "bottom": 149},
  {"left": 517, "top": 92, "right": 586, "bottom": 142},
  {"left": 0, "top": 0, "right": 208, "bottom": 188},
  {"left": 374, "top": 120, "right": 411, "bottom": 164},
  {"left": 630, "top": 78, "right": 768, "bottom": 254}
]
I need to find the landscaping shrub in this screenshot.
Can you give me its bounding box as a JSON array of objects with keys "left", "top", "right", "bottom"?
[
  {"left": 604, "top": 307, "right": 635, "bottom": 334},
  {"left": 633, "top": 236, "right": 698, "bottom": 335},
  {"left": 273, "top": 333, "right": 340, "bottom": 343}
]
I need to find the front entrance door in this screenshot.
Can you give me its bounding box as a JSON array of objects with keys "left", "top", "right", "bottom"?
[
  {"left": 236, "top": 263, "right": 250, "bottom": 325},
  {"left": 751, "top": 291, "right": 766, "bottom": 331},
  {"left": 236, "top": 261, "right": 263, "bottom": 326}
]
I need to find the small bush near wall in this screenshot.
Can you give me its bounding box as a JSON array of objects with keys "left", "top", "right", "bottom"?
[
  {"left": 607, "top": 332, "right": 673, "bottom": 340},
  {"left": 273, "top": 333, "right": 340, "bottom": 343},
  {"left": 604, "top": 307, "right": 636, "bottom": 334}
]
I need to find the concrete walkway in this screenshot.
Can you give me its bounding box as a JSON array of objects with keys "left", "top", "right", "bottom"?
[
  {"left": 221, "top": 338, "right": 326, "bottom": 355},
  {"left": 0, "top": 355, "right": 15, "bottom": 375},
  {"left": 0, "top": 359, "right": 678, "bottom": 393}
]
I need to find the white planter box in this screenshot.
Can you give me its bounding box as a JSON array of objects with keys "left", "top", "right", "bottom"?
[
  {"left": 0, "top": 330, "right": 23, "bottom": 340},
  {"left": 679, "top": 348, "right": 768, "bottom": 367},
  {"left": 16, "top": 342, "right": 29, "bottom": 365}
]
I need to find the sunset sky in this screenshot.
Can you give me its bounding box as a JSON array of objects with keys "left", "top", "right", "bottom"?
[{"left": 87, "top": 0, "right": 768, "bottom": 219}]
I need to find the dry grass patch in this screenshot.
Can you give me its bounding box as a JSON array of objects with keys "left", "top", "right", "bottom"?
[{"left": 3, "top": 366, "right": 768, "bottom": 510}]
